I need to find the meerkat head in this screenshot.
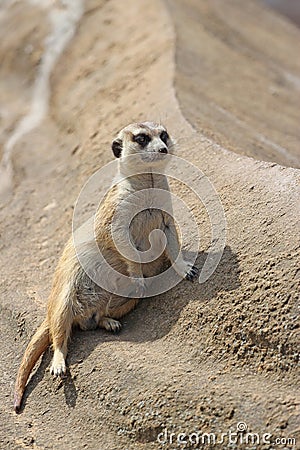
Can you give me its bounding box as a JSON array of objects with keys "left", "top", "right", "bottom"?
[{"left": 112, "top": 122, "right": 174, "bottom": 170}]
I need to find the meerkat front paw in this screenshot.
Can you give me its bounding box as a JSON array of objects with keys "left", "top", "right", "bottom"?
[
  {"left": 50, "top": 350, "right": 66, "bottom": 377},
  {"left": 174, "top": 260, "right": 199, "bottom": 282},
  {"left": 98, "top": 317, "right": 122, "bottom": 333},
  {"left": 185, "top": 265, "right": 199, "bottom": 282}
]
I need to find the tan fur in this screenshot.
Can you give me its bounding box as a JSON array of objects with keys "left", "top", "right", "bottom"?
[{"left": 14, "top": 122, "right": 198, "bottom": 412}]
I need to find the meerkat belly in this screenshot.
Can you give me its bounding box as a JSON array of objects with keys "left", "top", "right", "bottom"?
[
  {"left": 130, "top": 208, "right": 164, "bottom": 251},
  {"left": 130, "top": 209, "right": 168, "bottom": 277}
]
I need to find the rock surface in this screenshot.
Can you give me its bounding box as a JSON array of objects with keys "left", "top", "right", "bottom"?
[{"left": 0, "top": 1, "right": 299, "bottom": 449}]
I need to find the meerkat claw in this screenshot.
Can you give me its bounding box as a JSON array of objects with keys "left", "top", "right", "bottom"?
[
  {"left": 50, "top": 351, "right": 66, "bottom": 377},
  {"left": 185, "top": 266, "right": 199, "bottom": 282},
  {"left": 50, "top": 363, "right": 66, "bottom": 378}
]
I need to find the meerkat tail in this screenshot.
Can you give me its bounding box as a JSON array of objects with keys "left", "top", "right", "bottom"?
[{"left": 14, "top": 319, "right": 50, "bottom": 413}]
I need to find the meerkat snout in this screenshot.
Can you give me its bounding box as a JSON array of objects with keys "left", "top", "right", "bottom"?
[{"left": 158, "top": 147, "right": 168, "bottom": 154}]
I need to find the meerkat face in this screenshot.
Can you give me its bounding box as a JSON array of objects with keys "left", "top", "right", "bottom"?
[{"left": 112, "top": 122, "right": 174, "bottom": 168}]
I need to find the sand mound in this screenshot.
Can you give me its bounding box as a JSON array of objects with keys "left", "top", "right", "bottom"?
[{"left": 0, "top": 1, "right": 299, "bottom": 448}]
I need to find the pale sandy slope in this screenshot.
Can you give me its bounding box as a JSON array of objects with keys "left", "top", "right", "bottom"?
[{"left": 0, "top": 1, "right": 299, "bottom": 449}]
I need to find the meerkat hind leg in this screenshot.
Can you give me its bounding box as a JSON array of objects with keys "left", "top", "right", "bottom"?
[
  {"left": 50, "top": 341, "right": 67, "bottom": 377},
  {"left": 49, "top": 312, "right": 72, "bottom": 377},
  {"left": 78, "top": 313, "right": 99, "bottom": 331}
]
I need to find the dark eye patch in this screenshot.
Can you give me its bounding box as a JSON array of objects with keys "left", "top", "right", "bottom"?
[
  {"left": 133, "top": 133, "right": 151, "bottom": 147},
  {"left": 160, "top": 130, "right": 169, "bottom": 144}
]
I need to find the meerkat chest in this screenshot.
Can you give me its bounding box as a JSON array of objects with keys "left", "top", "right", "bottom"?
[{"left": 116, "top": 177, "right": 171, "bottom": 257}]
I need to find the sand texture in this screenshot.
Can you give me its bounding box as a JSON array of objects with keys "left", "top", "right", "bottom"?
[{"left": 0, "top": 1, "right": 299, "bottom": 449}]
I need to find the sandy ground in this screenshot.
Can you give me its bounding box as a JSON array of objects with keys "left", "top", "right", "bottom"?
[{"left": 0, "top": 0, "right": 299, "bottom": 449}]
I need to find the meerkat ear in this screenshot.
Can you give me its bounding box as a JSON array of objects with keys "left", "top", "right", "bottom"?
[{"left": 112, "top": 138, "right": 122, "bottom": 158}]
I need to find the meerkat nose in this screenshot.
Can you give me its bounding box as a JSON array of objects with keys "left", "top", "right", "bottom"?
[{"left": 158, "top": 147, "right": 168, "bottom": 154}]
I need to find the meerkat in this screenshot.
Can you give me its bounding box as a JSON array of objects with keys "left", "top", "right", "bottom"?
[{"left": 14, "top": 122, "right": 198, "bottom": 412}]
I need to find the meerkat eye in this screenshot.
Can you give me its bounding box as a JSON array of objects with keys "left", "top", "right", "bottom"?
[
  {"left": 133, "top": 133, "right": 151, "bottom": 147},
  {"left": 160, "top": 131, "right": 169, "bottom": 144}
]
